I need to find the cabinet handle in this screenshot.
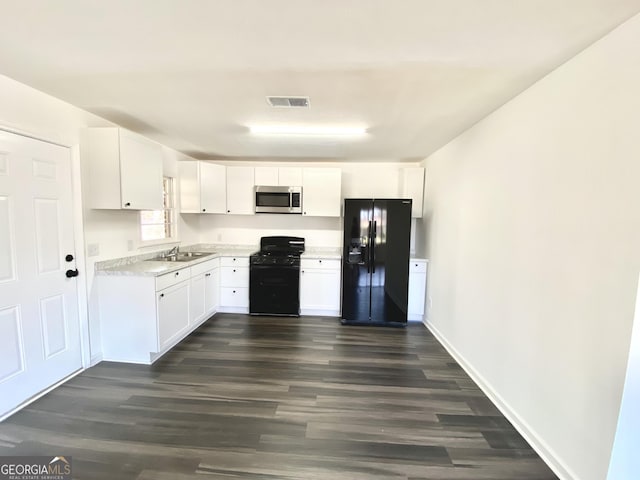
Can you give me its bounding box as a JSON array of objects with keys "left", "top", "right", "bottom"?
[
  {"left": 124, "top": 202, "right": 131, "bottom": 207},
  {"left": 415, "top": 263, "right": 418, "bottom": 267},
  {"left": 233, "top": 269, "right": 236, "bottom": 272},
  {"left": 175, "top": 272, "right": 180, "bottom": 276},
  {"left": 159, "top": 293, "right": 164, "bottom": 298},
  {"left": 233, "top": 290, "right": 236, "bottom": 293},
  {"left": 65, "top": 254, "right": 74, "bottom": 262},
  {"left": 232, "top": 258, "right": 236, "bottom": 261},
  {"left": 319, "top": 260, "right": 322, "bottom": 263},
  {"left": 205, "top": 273, "right": 211, "bottom": 277},
  {"left": 202, "top": 208, "right": 206, "bottom": 212},
  {"left": 227, "top": 209, "right": 231, "bottom": 213}
]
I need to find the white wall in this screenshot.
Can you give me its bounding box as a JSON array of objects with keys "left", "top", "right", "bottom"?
[
  {"left": 0, "top": 74, "right": 200, "bottom": 362},
  {"left": 417, "top": 14, "right": 640, "bottom": 480}
]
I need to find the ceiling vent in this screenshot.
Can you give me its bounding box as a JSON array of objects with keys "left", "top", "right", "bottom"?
[{"left": 267, "top": 96, "right": 310, "bottom": 108}]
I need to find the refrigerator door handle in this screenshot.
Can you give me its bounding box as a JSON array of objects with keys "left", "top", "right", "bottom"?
[
  {"left": 371, "top": 221, "right": 376, "bottom": 273},
  {"left": 367, "top": 220, "right": 372, "bottom": 273}
]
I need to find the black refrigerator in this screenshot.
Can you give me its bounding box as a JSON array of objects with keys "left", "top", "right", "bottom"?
[{"left": 341, "top": 198, "right": 412, "bottom": 326}]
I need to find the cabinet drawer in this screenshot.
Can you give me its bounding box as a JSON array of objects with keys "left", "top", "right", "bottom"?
[
  {"left": 409, "top": 260, "right": 428, "bottom": 274},
  {"left": 220, "top": 256, "right": 249, "bottom": 267},
  {"left": 156, "top": 268, "right": 190, "bottom": 291},
  {"left": 190, "top": 257, "right": 220, "bottom": 276},
  {"left": 301, "top": 258, "right": 341, "bottom": 271},
  {"left": 220, "top": 266, "right": 249, "bottom": 286},
  {"left": 220, "top": 287, "right": 249, "bottom": 307}
]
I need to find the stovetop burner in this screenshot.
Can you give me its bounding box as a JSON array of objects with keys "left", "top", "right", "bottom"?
[{"left": 250, "top": 236, "right": 305, "bottom": 266}]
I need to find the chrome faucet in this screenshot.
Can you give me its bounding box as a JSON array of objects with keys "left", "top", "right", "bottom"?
[{"left": 166, "top": 246, "right": 179, "bottom": 257}]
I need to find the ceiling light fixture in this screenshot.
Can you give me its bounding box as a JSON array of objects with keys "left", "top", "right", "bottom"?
[{"left": 249, "top": 125, "right": 367, "bottom": 136}]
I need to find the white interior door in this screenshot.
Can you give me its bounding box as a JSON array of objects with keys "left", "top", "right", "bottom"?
[{"left": 0, "top": 130, "right": 82, "bottom": 419}]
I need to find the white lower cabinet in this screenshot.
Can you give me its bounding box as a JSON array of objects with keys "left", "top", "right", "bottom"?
[
  {"left": 300, "top": 258, "right": 341, "bottom": 316},
  {"left": 189, "top": 258, "right": 220, "bottom": 326},
  {"left": 204, "top": 268, "right": 220, "bottom": 315},
  {"left": 157, "top": 280, "right": 190, "bottom": 351},
  {"left": 218, "top": 256, "right": 249, "bottom": 313},
  {"left": 99, "top": 258, "right": 220, "bottom": 364},
  {"left": 408, "top": 259, "right": 428, "bottom": 321}
]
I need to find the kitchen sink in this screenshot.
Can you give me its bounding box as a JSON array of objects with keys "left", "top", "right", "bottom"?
[{"left": 146, "top": 251, "right": 214, "bottom": 263}]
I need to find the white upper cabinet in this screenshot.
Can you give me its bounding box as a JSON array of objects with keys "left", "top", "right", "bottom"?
[
  {"left": 254, "top": 167, "right": 279, "bottom": 185},
  {"left": 400, "top": 167, "right": 425, "bottom": 218},
  {"left": 226, "top": 166, "right": 255, "bottom": 215},
  {"left": 278, "top": 167, "right": 303, "bottom": 186},
  {"left": 302, "top": 167, "right": 341, "bottom": 217},
  {"left": 179, "top": 161, "right": 226, "bottom": 213},
  {"left": 254, "top": 166, "right": 303, "bottom": 186},
  {"left": 81, "top": 128, "right": 164, "bottom": 210}
]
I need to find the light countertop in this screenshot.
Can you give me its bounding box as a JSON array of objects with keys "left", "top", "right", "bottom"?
[
  {"left": 96, "top": 244, "right": 258, "bottom": 277},
  {"left": 95, "top": 244, "right": 343, "bottom": 277}
]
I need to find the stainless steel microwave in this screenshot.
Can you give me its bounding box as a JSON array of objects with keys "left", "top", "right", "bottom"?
[{"left": 254, "top": 186, "right": 302, "bottom": 214}]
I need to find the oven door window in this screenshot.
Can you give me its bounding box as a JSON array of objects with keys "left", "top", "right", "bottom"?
[{"left": 256, "top": 192, "right": 291, "bottom": 207}]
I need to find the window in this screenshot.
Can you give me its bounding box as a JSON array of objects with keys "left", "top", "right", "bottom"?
[{"left": 140, "top": 177, "right": 177, "bottom": 243}]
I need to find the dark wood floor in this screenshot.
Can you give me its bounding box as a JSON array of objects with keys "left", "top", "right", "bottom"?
[{"left": 0, "top": 314, "right": 558, "bottom": 479}]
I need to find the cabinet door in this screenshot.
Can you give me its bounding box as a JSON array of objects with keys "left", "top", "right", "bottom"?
[
  {"left": 200, "top": 162, "right": 227, "bottom": 213},
  {"left": 302, "top": 168, "right": 341, "bottom": 217},
  {"left": 189, "top": 273, "right": 206, "bottom": 325},
  {"left": 300, "top": 269, "right": 341, "bottom": 311},
  {"left": 220, "top": 266, "right": 250, "bottom": 286},
  {"left": 278, "top": 167, "right": 303, "bottom": 186},
  {"left": 254, "top": 167, "right": 278, "bottom": 185},
  {"left": 408, "top": 261, "right": 427, "bottom": 319},
  {"left": 157, "top": 280, "right": 190, "bottom": 351},
  {"left": 204, "top": 267, "right": 219, "bottom": 315},
  {"left": 226, "top": 166, "right": 255, "bottom": 215},
  {"left": 119, "top": 130, "right": 164, "bottom": 210},
  {"left": 179, "top": 161, "right": 200, "bottom": 213},
  {"left": 220, "top": 287, "right": 249, "bottom": 308}
]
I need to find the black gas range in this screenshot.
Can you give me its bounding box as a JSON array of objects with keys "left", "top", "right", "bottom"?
[{"left": 249, "top": 236, "right": 305, "bottom": 316}]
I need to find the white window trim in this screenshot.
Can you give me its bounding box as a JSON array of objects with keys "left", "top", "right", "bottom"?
[{"left": 138, "top": 176, "right": 180, "bottom": 248}]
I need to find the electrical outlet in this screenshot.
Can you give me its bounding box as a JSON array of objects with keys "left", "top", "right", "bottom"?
[{"left": 87, "top": 243, "right": 100, "bottom": 257}]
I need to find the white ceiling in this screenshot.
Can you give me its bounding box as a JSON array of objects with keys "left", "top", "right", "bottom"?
[{"left": 1, "top": 0, "right": 639, "bottom": 161}]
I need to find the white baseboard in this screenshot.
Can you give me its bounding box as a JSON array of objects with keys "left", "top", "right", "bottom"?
[
  {"left": 424, "top": 319, "right": 577, "bottom": 480},
  {"left": 300, "top": 309, "right": 340, "bottom": 317},
  {"left": 218, "top": 306, "right": 249, "bottom": 314},
  {"left": 90, "top": 353, "right": 103, "bottom": 366},
  {"left": 0, "top": 368, "right": 84, "bottom": 422}
]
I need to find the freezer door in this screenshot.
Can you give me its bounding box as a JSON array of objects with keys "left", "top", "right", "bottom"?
[
  {"left": 369, "top": 199, "right": 412, "bottom": 324},
  {"left": 341, "top": 199, "right": 373, "bottom": 322}
]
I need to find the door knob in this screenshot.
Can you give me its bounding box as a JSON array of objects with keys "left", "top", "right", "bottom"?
[{"left": 65, "top": 269, "right": 79, "bottom": 278}]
